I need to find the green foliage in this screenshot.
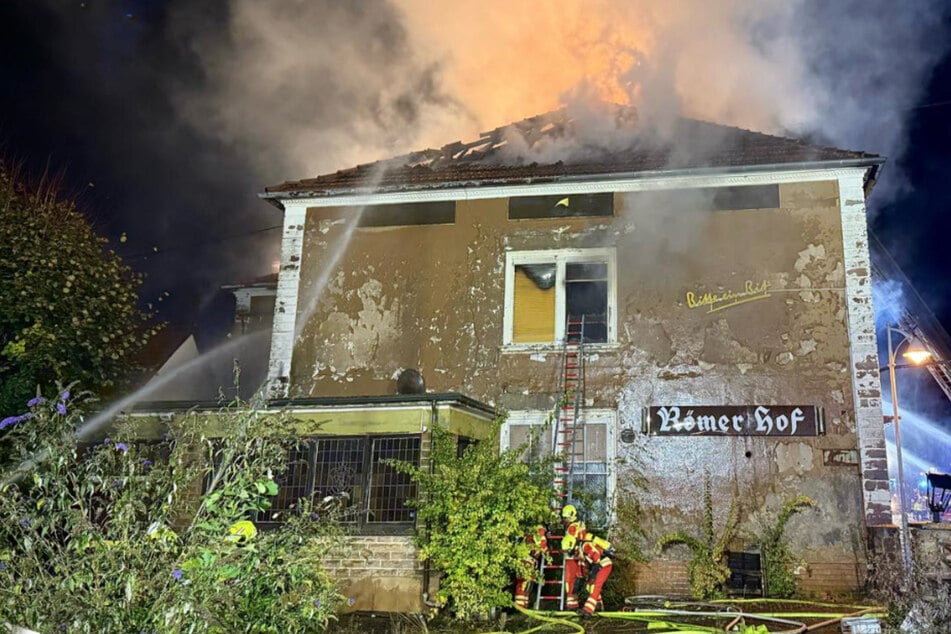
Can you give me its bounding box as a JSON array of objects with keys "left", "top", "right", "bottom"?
[
  {"left": 0, "top": 391, "right": 344, "bottom": 632},
  {"left": 0, "top": 163, "right": 158, "bottom": 415},
  {"left": 657, "top": 472, "right": 738, "bottom": 600},
  {"left": 391, "top": 419, "right": 552, "bottom": 620},
  {"left": 757, "top": 495, "right": 815, "bottom": 598}
]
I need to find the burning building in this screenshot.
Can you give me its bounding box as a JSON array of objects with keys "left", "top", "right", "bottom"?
[{"left": 249, "top": 106, "right": 890, "bottom": 607}]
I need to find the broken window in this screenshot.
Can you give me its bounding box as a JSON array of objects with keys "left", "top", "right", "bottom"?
[
  {"left": 506, "top": 249, "right": 615, "bottom": 345},
  {"left": 565, "top": 262, "right": 608, "bottom": 342},
  {"left": 509, "top": 193, "right": 614, "bottom": 219}
]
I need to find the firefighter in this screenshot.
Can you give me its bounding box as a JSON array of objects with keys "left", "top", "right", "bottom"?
[
  {"left": 514, "top": 525, "right": 549, "bottom": 608},
  {"left": 560, "top": 505, "right": 587, "bottom": 609},
  {"left": 575, "top": 530, "right": 615, "bottom": 617}
]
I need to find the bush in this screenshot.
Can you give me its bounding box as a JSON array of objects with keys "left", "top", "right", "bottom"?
[
  {"left": 0, "top": 389, "right": 344, "bottom": 632},
  {"left": 391, "top": 419, "right": 552, "bottom": 620}
]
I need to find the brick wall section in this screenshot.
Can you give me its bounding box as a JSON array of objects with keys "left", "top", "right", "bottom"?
[
  {"left": 797, "top": 561, "right": 862, "bottom": 596},
  {"left": 322, "top": 535, "right": 426, "bottom": 612},
  {"left": 631, "top": 559, "right": 862, "bottom": 597},
  {"left": 838, "top": 171, "right": 891, "bottom": 527},
  {"left": 631, "top": 560, "right": 691, "bottom": 595},
  {"left": 322, "top": 535, "right": 423, "bottom": 578}
]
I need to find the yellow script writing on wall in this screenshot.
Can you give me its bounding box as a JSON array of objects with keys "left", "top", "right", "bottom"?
[{"left": 686, "top": 279, "right": 771, "bottom": 313}]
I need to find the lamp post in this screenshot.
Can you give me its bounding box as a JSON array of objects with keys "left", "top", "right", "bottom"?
[{"left": 884, "top": 326, "right": 931, "bottom": 572}]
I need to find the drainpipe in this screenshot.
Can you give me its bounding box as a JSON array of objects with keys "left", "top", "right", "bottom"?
[{"left": 421, "top": 399, "right": 440, "bottom": 608}]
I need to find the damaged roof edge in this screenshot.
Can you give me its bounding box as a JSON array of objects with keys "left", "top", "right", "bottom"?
[{"left": 257, "top": 156, "right": 886, "bottom": 208}]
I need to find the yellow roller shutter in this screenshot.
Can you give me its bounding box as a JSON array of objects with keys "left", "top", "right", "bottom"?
[{"left": 513, "top": 266, "right": 555, "bottom": 343}]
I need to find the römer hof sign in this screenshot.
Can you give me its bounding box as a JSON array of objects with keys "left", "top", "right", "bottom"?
[{"left": 643, "top": 405, "right": 824, "bottom": 437}]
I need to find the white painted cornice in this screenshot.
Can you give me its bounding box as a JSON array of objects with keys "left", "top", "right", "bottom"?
[{"left": 265, "top": 165, "right": 876, "bottom": 209}]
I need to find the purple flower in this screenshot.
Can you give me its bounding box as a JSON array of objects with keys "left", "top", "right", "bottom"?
[
  {"left": 19, "top": 518, "right": 30, "bottom": 528},
  {"left": 0, "top": 562, "right": 6, "bottom": 570},
  {"left": 56, "top": 402, "right": 67, "bottom": 416},
  {"left": 115, "top": 442, "right": 129, "bottom": 453},
  {"left": 142, "top": 459, "right": 153, "bottom": 468},
  {"left": 27, "top": 396, "right": 45, "bottom": 407},
  {"left": 60, "top": 390, "right": 70, "bottom": 401},
  {"left": 314, "top": 599, "right": 321, "bottom": 608},
  {"left": 103, "top": 437, "right": 112, "bottom": 445},
  {"left": 172, "top": 569, "right": 183, "bottom": 581},
  {"left": 348, "top": 597, "right": 355, "bottom": 606},
  {"left": 0, "top": 413, "right": 32, "bottom": 430}
]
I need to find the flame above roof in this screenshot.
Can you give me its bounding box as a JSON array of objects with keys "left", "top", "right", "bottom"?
[{"left": 263, "top": 106, "right": 881, "bottom": 199}]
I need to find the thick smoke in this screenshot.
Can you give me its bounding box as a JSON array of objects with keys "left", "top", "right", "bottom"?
[{"left": 11, "top": 0, "right": 949, "bottom": 330}]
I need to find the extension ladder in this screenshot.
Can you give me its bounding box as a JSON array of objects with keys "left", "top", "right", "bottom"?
[{"left": 535, "top": 315, "right": 588, "bottom": 610}]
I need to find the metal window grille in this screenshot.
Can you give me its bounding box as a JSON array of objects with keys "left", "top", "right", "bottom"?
[
  {"left": 457, "top": 435, "right": 478, "bottom": 458},
  {"left": 257, "top": 444, "right": 313, "bottom": 526},
  {"left": 367, "top": 436, "right": 420, "bottom": 523},
  {"left": 312, "top": 437, "right": 366, "bottom": 523}
]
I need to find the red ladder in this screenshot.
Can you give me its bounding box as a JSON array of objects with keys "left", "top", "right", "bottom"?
[{"left": 535, "top": 315, "right": 588, "bottom": 610}]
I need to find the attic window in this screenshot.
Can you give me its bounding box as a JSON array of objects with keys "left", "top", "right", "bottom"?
[
  {"left": 358, "top": 201, "right": 455, "bottom": 227},
  {"left": 708, "top": 185, "right": 779, "bottom": 210},
  {"left": 509, "top": 193, "right": 614, "bottom": 220},
  {"left": 625, "top": 185, "right": 779, "bottom": 211}
]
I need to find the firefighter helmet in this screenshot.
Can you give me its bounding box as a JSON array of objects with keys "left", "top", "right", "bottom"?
[
  {"left": 562, "top": 533, "right": 577, "bottom": 554},
  {"left": 561, "top": 504, "right": 578, "bottom": 522}
]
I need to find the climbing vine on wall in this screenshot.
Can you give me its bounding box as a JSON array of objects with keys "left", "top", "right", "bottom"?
[
  {"left": 657, "top": 471, "right": 738, "bottom": 600},
  {"left": 758, "top": 495, "right": 816, "bottom": 598}
]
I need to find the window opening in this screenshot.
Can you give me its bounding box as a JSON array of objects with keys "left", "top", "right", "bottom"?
[
  {"left": 359, "top": 201, "right": 455, "bottom": 227},
  {"left": 257, "top": 444, "right": 314, "bottom": 526},
  {"left": 509, "top": 193, "right": 614, "bottom": 219},
  {"left": 367, "top": 436, "right": 420, "bottom": 523},
  {"left": 565, "top": 262, "right": 608, "bottom": 343},
  {"left": 506, "top": 249, "right": 615, "bottom": 345},
  {"left": 312, "top": 437, "right": 365, "bottom": 522}
]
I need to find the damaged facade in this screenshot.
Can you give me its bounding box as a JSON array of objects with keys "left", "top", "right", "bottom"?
[{"left": 259, "top": 109, "right": 890, "bottom": 607}]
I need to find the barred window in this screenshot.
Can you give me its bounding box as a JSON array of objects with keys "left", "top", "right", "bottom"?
[{"left": 250, "top": 435, "right": 421, "bottom": 532}]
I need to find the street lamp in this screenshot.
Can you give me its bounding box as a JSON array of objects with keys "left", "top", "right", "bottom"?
[{"left": 884, "top": 326, "right": 931, "bottom": 572}]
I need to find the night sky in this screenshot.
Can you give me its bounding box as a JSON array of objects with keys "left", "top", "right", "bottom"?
[{"left": 2, "top": 2, "right": 951, "bottom": 453}]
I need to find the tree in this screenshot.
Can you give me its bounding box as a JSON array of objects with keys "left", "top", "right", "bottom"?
[
  {"left": 0, "top": 162, "right": 157, "bottom": 415},
  {"left": 0, "top": 391, "right": 345, "bottom": 632}
]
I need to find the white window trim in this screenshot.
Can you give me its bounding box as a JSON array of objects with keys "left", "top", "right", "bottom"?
[
  {"left": 501, "top": 408, "right": 617, "bottom": 523},
  {"left": 502, "top": 247, "right": 617, "bottom": 348}
]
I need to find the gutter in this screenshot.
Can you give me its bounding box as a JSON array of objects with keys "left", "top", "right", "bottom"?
[{"left": 257, "top": 157, "right": 886, "bottom": 206}]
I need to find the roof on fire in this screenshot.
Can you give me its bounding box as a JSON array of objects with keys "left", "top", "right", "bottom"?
[{"left": 262, "top": 106, "right": 882, "bottom": 200}]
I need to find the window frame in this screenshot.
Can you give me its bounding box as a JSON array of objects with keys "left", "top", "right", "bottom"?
[
  {"left": 502, "top": 247, "right": 617, "bottom": 347},
  {"left": 500, "top": 408, "right": 617, "bottom": 526}
]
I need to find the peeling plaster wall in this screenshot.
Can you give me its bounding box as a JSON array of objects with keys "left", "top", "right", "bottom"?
[{"left": 288, "top": 177, "right": 876, "bottom": 589}]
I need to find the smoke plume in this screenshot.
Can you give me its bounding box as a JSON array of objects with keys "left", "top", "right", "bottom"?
[{"left": 8, "top": 0, "right": 949, "bottom": 328}]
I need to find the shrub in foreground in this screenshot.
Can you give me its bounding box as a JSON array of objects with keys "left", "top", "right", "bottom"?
[{"left": 0, "top": 390, "right": 343, "bottom": 633}]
